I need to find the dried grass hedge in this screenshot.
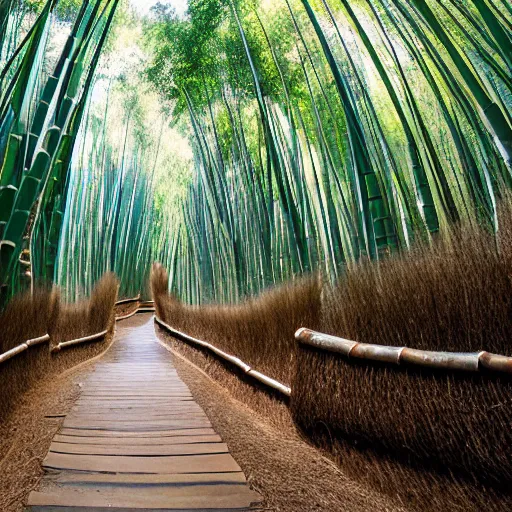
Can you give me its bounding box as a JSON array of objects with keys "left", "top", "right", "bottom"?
[
  {"left": 0, "top": 273, "right": 119, "bottom": 420},
  {"left": 292, "top": 347, "right": 512, "bottom": 511},
  {"left": 0, "top": 287, "right": 58, "bottom": 354},
  {"left": 292, "top": 219, "right": 512, "bottom": 509},
  {"left": 50, "top": 273, "right": 119, "bottom": 346},
  {"left": 152, "top": 263, "right": 321, "bottom": 384},
  {"left": 322, "top": 223, "right": 512, "bottom": 354}
]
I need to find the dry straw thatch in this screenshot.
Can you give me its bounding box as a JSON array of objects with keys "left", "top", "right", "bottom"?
[{"left": 0, "top": 273, "right": 119, "bottom": 420}]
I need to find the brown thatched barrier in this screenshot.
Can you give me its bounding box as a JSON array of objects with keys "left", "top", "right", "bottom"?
[{"left": 292, "top": 327, "right": 512, "bottom": 511}]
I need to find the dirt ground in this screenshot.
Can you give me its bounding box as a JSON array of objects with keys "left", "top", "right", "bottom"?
[{"left": 0, "top": 359, "right": 94, "bottom": 511}]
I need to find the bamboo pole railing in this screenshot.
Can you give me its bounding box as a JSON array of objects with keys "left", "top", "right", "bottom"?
[
  {"left": 51, "top": 330, "right": 108, "bottom": 353},
  {"left": 115, "top": 309, "right": 139, "bottom": 321},
  {"left": 114, "top": 295, "right": 140, "bottom": 306},
  {"left": 2, "top": 326, "right": 112, "bottom": 362},
  {"left": 115, "top": 300, "right": 155, "bottom": 321},
  {"left": 295, "top": 328, "right": 512, "bottom": 373},
  {"left": 26, "top": 333, "right": 51, "bottom": 347},
  {"left": 0, "top": 334, "right": 50, "bottom": 364},
  {"left": 0, "top": 343, "right": 29, "bottom": 364},
  {"left": 154, "top": 316, "right": 291, "bottom": 397},
  {"left": 1, "top": 297, "right": 136, "bottom": 363}
]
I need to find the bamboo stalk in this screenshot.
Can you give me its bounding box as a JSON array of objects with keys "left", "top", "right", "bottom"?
[
  {"left": 0, "top": 342, "right": 28, "bottom": 363},
  {"left": 115, "top": 309, "right": 138, "bottom": 321},
  {"left": 295, "top": 327, "right": 357, "bottom": 356},
  {"left": 296, "top": 328, "right": 512, "bottom": 373},
  {"left": 51, "top": 329, "right": 108, "bottom": 353},
  {"left": 479, "top": 352, "right": 512, "bottom": 373},
  {"left": 0, "top": 332, "right": 50, "bottom": 364},
  {"left": 26, "top": 333, "right": 50, "bottom": 347},
  {"left": 115, "top": 295, "right": 140, "bottom": 305},
  {"left": 401, "top": 348, "right": 480, "bottom": 371},
  {"left": 246, "top": 369, "right": 292, "bottom": 396}
]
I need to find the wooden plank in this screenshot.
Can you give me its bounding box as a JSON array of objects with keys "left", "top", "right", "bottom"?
[
  {"left": 81, "top": 384, "right": 188, "bottom": 388},
  {"left": 29, "top": 506, "right": 254, "bottom": 512},
  {"left": 43, "top": 452, "right": 243, "bottom": 474},
  {"left": 66, "top": 411, "right": 207, "bottom": 419},
  {"left": 53, "top": 434, "right": 223, "bottom": 445},
  {"left": 69, "top": 410, "right": 205, "bottom": 417},
  {"left": 62, "top": 420, "right": 212, "bottom": 430},
  {"left": 52, "top": 472, "right": 246, "bottom": 485},
  {"left": 69, "top": 406, "right": 205, "bottom": 414},
  {"left": 63, "top": 414, "right": 210, "bottom": 423},
  {"left": 57, "top": 428, "right": 217, "bottom": 438},
  {"left": 76, "top": 398, "right": 195, "bottom": 402},
  {"left": 65, "top": 414, "right": 208, "bottom": 420},
  {"left": 49, "top": 442, "right": 228, "bottom": 456},
  {"left": 78, "top": 389, "right": 189, "bottom": 393},
  {"left": 77, "top": 393, "right": 191, "bottom": 397},
  {"left": 28, "top": 485, "right": 259, "bottom": 509},
  {"left": 27, "top": 484, "right": 261, "bottom": 509},
  {"left": 71, "top": 404, "right": 203, "bottom": 410}
]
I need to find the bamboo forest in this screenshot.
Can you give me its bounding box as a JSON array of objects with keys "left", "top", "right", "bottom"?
[
  {"left": 2, "top": 2, "right": 512, "bottom": 511},
  {"left": 1, "top": 0, "right": 511, "bottom": 305}
]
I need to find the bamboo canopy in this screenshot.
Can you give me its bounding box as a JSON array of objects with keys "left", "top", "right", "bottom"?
[{"left": 0, "top": 0, "right": 510, "bottom": 306}]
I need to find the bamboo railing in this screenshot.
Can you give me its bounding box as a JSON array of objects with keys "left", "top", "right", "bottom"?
[
  {"left": 114, "top": 295, "right": 140, "bottom": 306},
  {"left": 0, "top": 296, "right": 156, "bottom": 365},
  {"left": 115, "top": 299, "right": 155, "bottom": 321},
  {"left": 0, "top": 334, "right": 50, "bottom": 364},
  {"left": 50, "top": 330, "right": 109, "bottom": 353},
  {"left": 295, "top": 328, "right": 512, "bottom": 373},
  {"left": 154, "top": 316, "right": 291, "bottom": 397}
]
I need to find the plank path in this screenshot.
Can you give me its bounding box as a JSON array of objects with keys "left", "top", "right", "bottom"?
[{"left": 27, "top": 314, "right": 262, "bottom": 511}]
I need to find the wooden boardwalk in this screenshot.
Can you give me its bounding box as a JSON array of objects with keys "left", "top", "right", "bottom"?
[{"left": 27, "top": 315, "right": 261, "bottom": 511}]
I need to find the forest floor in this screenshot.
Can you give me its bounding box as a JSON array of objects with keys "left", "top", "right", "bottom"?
[
  {"left": 0, "top": 353, "right": 94, "bottom": 511},
  {"left": 0, "top": 314, "right": 403, "bottom": 512}
]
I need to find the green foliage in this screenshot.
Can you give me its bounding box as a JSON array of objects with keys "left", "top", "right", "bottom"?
[
  {"left": 143, "top": 0, "right": 512, "bottom": 304},
  {"left": 2, "top": 0, "right": 511, "bottom": 307},
  {"left": 0, "top": 0, "right": 121, "bottom": 305}
]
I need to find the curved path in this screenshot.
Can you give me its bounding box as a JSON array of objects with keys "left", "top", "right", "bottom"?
[{"left": 27, "top": 314, "right": 262, "bottom": 511}]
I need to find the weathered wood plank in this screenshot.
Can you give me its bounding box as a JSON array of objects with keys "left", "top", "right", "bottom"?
[
  {"left": 43, "top": 452, "right": 243, "bottom": 473},
  {"left": 62, "top": 420, "right": 212, "bottom": 430},
  {"left": 57, "top": 427, "right": 217, "bottom": 438},
  {"left": 53, "top": 434, "right": 223, "bottom": 445},
  {"left": 49, "top": 442, "right": 229, "bottom": 456},
  {"left": 69, "top": 411, "right": 202, "bottom": 417},
  {"left": 52, "top": 472, "right": 247, "bottom": 485},
  {"left": 29, "top": 507, "right": 255, "bottom": 512},
  {"left": 27, "top": 484, "right": 261, "bottom": 509}
]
